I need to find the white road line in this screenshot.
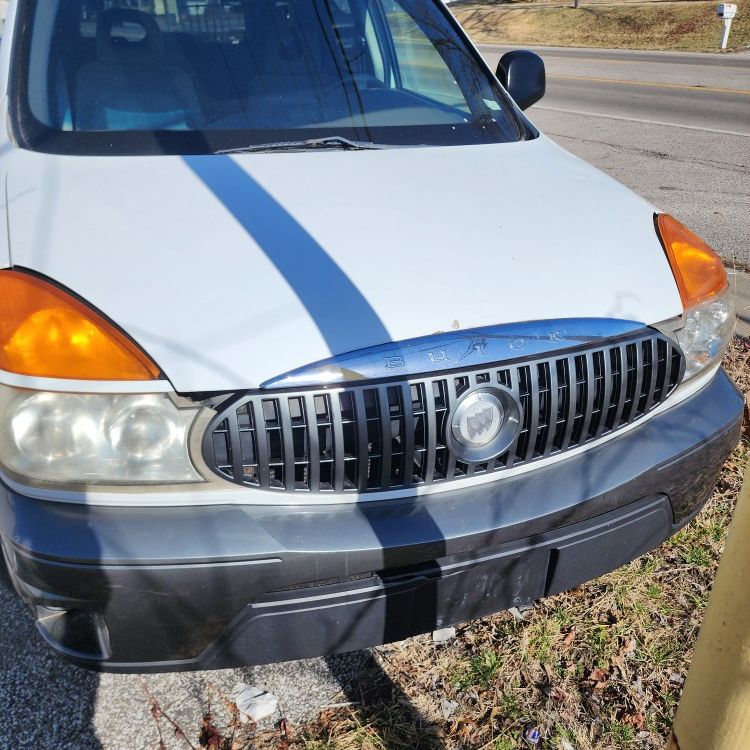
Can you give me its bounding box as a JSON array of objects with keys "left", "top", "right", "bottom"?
[{"left": 534, "top": 105, "right": 750, "bottom": 138}]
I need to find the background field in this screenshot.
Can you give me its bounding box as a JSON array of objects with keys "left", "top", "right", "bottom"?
[{"left": 450, "top": 0, "right": 750, "bottom": 51}]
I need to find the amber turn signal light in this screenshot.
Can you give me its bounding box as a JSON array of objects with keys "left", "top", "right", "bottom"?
[
  {"left": 0, "top": 270, "right": 161, "bottom": 380},
  {"left": 656, "top": 214, "right": 728, "bottom": 310}
]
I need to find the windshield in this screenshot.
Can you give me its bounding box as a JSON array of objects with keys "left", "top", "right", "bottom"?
[{"left": 13, "top": 0, "right": 525, "bottom": 155}]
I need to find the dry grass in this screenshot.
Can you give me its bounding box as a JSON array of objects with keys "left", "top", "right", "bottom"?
[
  {"left": 288, "top": 338, "right": 750, "bottom": 750},
  {"left": 451, "top": 0, "right": 750, "bottom": 51}
]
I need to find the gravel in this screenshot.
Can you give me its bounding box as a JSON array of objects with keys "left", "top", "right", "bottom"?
[
  {"left": 92, "top": 651, "right": 373, "bottom": 750},
  {"left": 0, "top": 567, "right": 373, "bottom": 750},
  {"left": 0, "top": 569, "right": 374, "bottom": 750}
]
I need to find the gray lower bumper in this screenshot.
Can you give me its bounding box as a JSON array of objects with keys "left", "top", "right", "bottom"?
[{"left": 0, "top": 369, "right": 743, "bottom": 672}]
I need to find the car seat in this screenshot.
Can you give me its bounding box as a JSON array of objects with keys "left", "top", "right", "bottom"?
[{"left": 75, "top": 9, "right": 201, "bottom": 131}]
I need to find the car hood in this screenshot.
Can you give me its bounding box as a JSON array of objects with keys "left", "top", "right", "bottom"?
[{"left": 5, "top": 135, "right": 681, "bottom": 392}]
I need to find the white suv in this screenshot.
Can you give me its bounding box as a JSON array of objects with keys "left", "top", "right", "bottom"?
[{"left": 0, "top": 0, "right": 741, "bottom": 672}]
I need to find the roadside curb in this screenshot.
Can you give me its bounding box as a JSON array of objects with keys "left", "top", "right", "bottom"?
[
  {"left": 729, "top": 269, "right": 750, "bottom": 337},
  {"left": 476, "top": 43, "right": 750, "bottom": 61}
]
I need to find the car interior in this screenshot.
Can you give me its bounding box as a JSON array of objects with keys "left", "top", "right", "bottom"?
[{"left": 35, "top": 0, "right": 474, "bottom": 133}]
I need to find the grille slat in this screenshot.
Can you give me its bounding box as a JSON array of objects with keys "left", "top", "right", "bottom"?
[
  {"left": 596, "top": 347, "right": 613, "bottom": 438},
  {"left": 613, "top": 343, "right": 629, "bottom": 428},
  {"left": 444, "top": 377, "right": 459, "bottom": 481},
  {"left": 279, "top": 398, "right": 296, "bottom": 492},
  {"left": 255, "top": 401, "right": 271, "bottom": 490},
  {"left": 670, "top": 340, "right": 682, "bottom": 385},
  {"left": 543, "top": 360, "right": 559, "bottom": 457},
  {"left": 580, "top": 351, "right": 597, "bottom": 443},
  {"left": 354, "top": 389, "right": 370, "bottom": 493},
  {"left": 400, "top": 383, "right": 416, "bottom": 487},
  {"left": 331, "top": 394, "right": 346, "bottom": 492},
  {"left": 622, "top": 343, "right": 638, "bottom": 423},
  {"left": 304, "top": 393, "right": 321, "bottom": 492},
  {"left": 643, "top": 337, "right": 658, "bottom": 414},
  {"left": 560, "top": 355, "right": 578, "bottom": 451},
  {"left": 205, "top": 330, "right": 684, "bottom": 496},
  {"left": 504, "top": 367, "right": 521, "bottom": 469},
  {"left": 524, "top": 365, "right": 541, "bottom": 462},
  {"left": 630, "top": 341, "right": 643, "bottom": 419},
  {"left": 227, "top": 409, "right": 243, "bottom": 484},
  {"left": 377, "top": 386, "right": 393, "bottom": 490},
  {"left": 424, "top": 381, "right": 438, "bottom": 485},
  {"left": 653, "top": 339, "right": 668, "bottom": 405}
]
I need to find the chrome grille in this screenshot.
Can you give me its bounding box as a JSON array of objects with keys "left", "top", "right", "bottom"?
[{"left": 203, "top": 330, "right": 683, "bottom": 494}]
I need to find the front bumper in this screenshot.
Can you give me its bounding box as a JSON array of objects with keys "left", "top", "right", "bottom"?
[{"left": 0, "top": 369, "right": 743, "bottom": 673}]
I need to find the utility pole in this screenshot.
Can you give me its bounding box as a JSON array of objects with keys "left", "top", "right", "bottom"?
[{"left": 669, "top": 458, "right": 750, "bottom": 750}]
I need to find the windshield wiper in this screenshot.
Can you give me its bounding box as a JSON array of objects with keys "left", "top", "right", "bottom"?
[{"left": 216, "top": 136, "right": 386, "bottom": 155}]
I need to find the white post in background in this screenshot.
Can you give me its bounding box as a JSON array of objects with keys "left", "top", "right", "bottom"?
[
  {"left": 716, "top": 4, "right": 737, "bottom": 49},
  {"left": 721, "top": 18, "right": 733, "bottom": 49}
]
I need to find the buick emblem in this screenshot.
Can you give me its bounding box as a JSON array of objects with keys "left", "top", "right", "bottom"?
[
  {"left": 448, "top": 387, "right": 522, "bottom": 463},
  {"left": 453, "top": 393, "right": 504, "bottom": 448}
]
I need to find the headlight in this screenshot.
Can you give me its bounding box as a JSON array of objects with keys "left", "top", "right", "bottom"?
[
  {"left": 0, "top": 385, "right": 202, "bottom": 486},
  {"left": 655, "top": 214, "right": 733, "bottom": 381},
  {"left": 675, "top": 290, "right": 735, "bottom": 380}
]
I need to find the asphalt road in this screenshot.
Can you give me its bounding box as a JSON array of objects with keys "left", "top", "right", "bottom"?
[
  {"left": 479, "top": 45, "right": 750, "bottom": 137},
  {"left": 480, "top": 45, "right": 750, "bottom": 330},
  {"left": 1, "top": 46, "right": 749, "bottom": 750},
  {"left": 480, "top": 45, "right": 750, "bottom": 175}
]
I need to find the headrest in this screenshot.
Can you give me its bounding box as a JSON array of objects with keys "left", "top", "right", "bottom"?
[{"left": 96, "top": 9, "right": 164, "bottom": 64}]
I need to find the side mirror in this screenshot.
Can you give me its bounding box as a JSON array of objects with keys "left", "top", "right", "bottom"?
[{"left": 496, "top": 50, "right": 546, "bottom": 111}]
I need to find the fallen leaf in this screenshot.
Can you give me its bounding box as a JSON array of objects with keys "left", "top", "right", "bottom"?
[
  {"left": 199, "top": 714, "right": 224, "bottom": 749},
  {"left": 551, "top": 686, "right": 568, "bottom": 703},
  {"left": 611, "top": 655, "right": 627, "bottom": 675},
  {"left": 455, "top": 718, "right": 478, "bottom": 740},
  {"left": 588, "top": 668, "right": 608, "bottom": 683},
  {"left": 623, "top": 712, "right": 645, "bottom": 730}
]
